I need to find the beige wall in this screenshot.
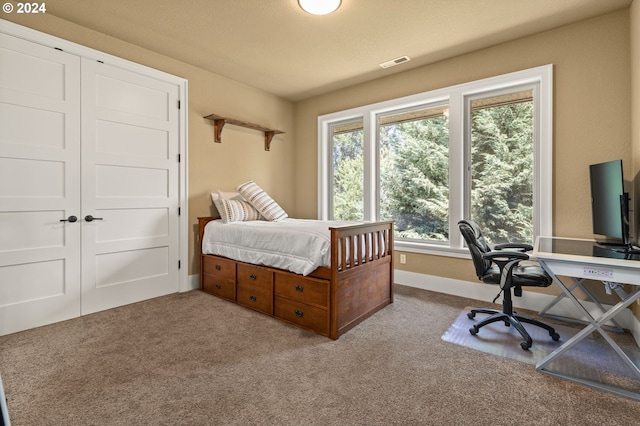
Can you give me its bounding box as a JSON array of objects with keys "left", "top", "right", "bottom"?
[
  {"left": 294, "top": 10, "right": 632, "bottom": 287},
  {"left": 2, "top": 14, "right": 296, "bottom": 276},
  {"left": 2, "top": 8, "right": 635, "bottom": 289}
]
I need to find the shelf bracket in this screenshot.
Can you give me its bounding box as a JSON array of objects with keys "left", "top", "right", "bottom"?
[
  {"left": 265, "top": 131, "right": 275, "bottom": 151},
  {"left": 213, "top": 118, "right": 226, "bottom": 143}
]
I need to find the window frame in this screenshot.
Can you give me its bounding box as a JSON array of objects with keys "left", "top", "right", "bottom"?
[{"left": 318, "top": 65, "right": 553, "bottom": 257}]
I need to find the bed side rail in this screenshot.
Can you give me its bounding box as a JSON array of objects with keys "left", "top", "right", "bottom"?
[{"left": 329, "top": 221, "right": 394, "bottom": 272}]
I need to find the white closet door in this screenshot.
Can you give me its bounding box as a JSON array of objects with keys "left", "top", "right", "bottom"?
[
  {"left": 80, "top": 59, "right": 180, "bottom": 314},
  {"left": 0, "top": 34, "right": 81, "bottom": 335}
]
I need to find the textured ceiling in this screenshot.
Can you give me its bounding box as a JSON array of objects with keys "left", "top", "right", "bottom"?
[{"left": 44, "top": 0, "right": 633, "bottom": 102}]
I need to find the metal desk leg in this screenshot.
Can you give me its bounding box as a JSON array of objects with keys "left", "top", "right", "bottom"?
[
  {"left": 538, "top": 277, "right": 625, "bottom": 332},
  {"left": 535, "top": 260, "right": 640, "bottom": 400}
]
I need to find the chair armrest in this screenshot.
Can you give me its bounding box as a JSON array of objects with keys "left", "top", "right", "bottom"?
[
  {"left": 482, "top": 251, "right": 529, "bottom": 262},
  {"left": 494, "top": 243, "right": 533, "bottom": 252},
  {"left": 483, "top": 251, "right": 529, "bottom": 290}
]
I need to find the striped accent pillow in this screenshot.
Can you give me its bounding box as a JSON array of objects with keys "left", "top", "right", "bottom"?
[
  {"left": 217, "top": 191, "right": 263, "bottom": 223},
  {"left": 211, "top": 191, "right": 244, "bottom": 219},
  {"left": 236, "top": 180, "right": 288, "bottom": 222}
]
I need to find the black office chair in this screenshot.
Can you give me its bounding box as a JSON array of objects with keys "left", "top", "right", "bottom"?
[{"left": 458, "top": 219, "right": 560, "bottom": 350}]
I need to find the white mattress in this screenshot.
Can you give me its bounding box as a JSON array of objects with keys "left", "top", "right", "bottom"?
[{"left": 201, "top": 218, "right": 360, "bottom": 276}]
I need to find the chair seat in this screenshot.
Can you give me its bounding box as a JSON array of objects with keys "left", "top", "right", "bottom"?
[{"left": 481, "top": 264, "right": 552, "bottom": 287}]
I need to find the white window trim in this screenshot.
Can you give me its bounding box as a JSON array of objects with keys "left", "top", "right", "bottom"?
[{"left": 318, "top": 65, "right": 553, "bottom": 257}]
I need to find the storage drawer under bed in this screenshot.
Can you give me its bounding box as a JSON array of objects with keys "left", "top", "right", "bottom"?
[
  {"left": 274, "top": 296, "right": 329, "bottom": 337},
  {"left": 201, "top": 255, "right": 236, "bottom": 301},
  {"left": 274, "top": 272, "right": 329, "bottom": 309},
  {"left": 236, "top": 264, "right": 273, "bottom": 314}
]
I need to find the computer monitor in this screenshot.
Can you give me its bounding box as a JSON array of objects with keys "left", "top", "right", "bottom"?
[{"left": 589, "top": 159, "right": 639, "bottom": 254}]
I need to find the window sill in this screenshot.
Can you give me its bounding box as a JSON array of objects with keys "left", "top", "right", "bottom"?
[{"left": 394, "top": 240, "right": 470, "bottom": 259}]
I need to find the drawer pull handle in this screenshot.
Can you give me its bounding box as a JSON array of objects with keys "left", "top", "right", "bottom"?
[
  {"left": 215, "top": 265, "right": 221, "bottom": 271},
  {"left": 250, "top": 274, "right": 257, "bottom": 280},
  {"left": 295, "top": 310, "right": 304, "bottom": 318},
  {"left": 250, "top": 295, "right": 257, "bottom": 302},
  {"left": 215, "top": 284, "right": 222, "bottom": 290},
  {"left": 295, "top": 285, "right": 304, "bottom": 292}
]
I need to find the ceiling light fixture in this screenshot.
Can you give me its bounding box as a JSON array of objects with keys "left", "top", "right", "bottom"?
[{"left": 298, "top": 0, "right": 342, "bottom": 15}]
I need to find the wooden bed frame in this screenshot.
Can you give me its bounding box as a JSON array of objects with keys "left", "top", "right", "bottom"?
[{"left": 198, "top": 217, "right": 394, "bottom": 339}]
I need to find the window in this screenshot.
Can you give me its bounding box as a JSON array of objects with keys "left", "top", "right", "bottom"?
[
  {"left": 318, "top": 65, "right": 553, "bottom": 255},
  {"left": 330, "top": 119, "right": 364, "bottom": 221},
  {"left": 379, "top": 104, "right": 450, "bottom": 242},
  {"left": 467, "top": 89, "right": 535, "bottom": 245}
]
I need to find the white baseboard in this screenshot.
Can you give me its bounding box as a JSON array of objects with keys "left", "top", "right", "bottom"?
[
  {"left": 184, "top": 274, "right": 199, "bottom": 292},
  {"left": 395, "top": 269, "right": 639, "bottom": 347}
]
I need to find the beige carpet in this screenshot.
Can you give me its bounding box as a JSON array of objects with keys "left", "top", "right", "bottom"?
[
  {"left": 442, "top": 307, "right": 640, "bottom": 395},
  {"left": 1, "top": 285, "right": 639, "bottom": 426}
]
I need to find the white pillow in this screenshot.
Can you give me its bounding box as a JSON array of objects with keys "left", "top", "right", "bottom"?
[
  {"left": 236, "top": 180, "right": 288, "bottom": 222},
  {"left": 216, "top": 191, "right": 263, "bottom": 223},
  {"left": 211, "top": 191, "right": 258, "bottom": 218}
]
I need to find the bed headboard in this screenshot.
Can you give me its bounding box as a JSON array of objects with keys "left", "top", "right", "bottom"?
[{"left": 197, "top": 217, "right": 218, "bottom": 247}]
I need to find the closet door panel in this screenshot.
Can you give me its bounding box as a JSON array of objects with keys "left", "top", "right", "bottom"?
[
  {"left": 0, "top": 41, "right": 66, "bottom": 101},
  {"left": 80, "top": 59, "right": 180, "bottom": 315},
  {"left": 95, "top": 120, "right": 169, "bottom": 159},
  {"left": 0, "top": 103, "right": 65, "bottom": 151},
  {"left": 95, "top": 165, "right": 169, "bottom": 197},
  {"left": 0, "top": 33, "right": 81, "bottom": 336}
]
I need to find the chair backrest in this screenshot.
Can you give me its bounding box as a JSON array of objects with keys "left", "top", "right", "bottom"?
[{"left": 458, "top": 219, "right": 492, "bottom": 279}]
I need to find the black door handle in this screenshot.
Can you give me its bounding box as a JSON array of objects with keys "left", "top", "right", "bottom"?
[
  {"left": 85, "top": 215, "right": 103, "bottom": 222},
  {"left": 60, "top": 215, "right": 78, "bottom": 223}
]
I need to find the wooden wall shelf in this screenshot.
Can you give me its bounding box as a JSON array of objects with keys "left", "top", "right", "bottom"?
[{"left": 204, "top": 113, "right": 284, "bottom": 151}]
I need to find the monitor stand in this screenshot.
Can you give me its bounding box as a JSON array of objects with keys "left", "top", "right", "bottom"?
[{"left": 597, "top": 241, "right": 640, "bottom": 255}]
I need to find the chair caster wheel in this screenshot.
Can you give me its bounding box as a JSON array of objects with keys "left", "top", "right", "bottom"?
[
  {"left": 469, "top": 326, "right": 478, "bottom": 336},
  {"left": 467, "top": 312, "right": 476, "bottom": 320},
  {"left": 550, "top": 332, "right": 560, "bottom": 341},
  {"left": 520, "top": 341, "right": 531, "bottom": 351}
]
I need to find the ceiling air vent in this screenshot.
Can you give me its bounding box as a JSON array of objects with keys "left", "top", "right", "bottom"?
[{"left": 379, "top": 56, "right": 411, "bottom": 69}]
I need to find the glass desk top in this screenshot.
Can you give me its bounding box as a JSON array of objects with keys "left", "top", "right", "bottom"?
[{"left": 536, "top": 237, "right": 640, "bottom": 262}]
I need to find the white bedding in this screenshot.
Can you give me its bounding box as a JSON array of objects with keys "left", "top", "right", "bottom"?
[{"left": 201, "top": 218, "right": 360, "bottom": 276}]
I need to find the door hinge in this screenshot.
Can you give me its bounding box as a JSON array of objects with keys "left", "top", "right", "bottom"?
[
  {"left": 178, "top": 260, "right": 181, "bottom": 269},
  {"left": 178, "top": 207, "right": 181, "bottom": 216},
  {"left": 178, "top": 154, "right": 181, "bottom": 163},
  {"left": 178, "top": 100, "right": 181, "bottom": 109}
]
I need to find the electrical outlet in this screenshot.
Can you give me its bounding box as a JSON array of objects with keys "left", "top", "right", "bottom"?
[{"left": 400, "top": 254, "right": 407, "bottom": 264}]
